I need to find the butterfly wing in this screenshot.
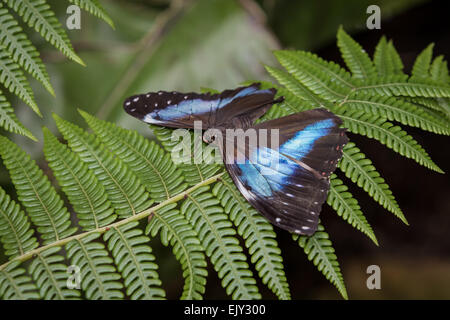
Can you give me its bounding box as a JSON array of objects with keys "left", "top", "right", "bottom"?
[
  {"left": 123, "top": 83, "right": 278, "bottom": 129},
  {"left": 222, "top": 108, "right": 348, "bottom": 235}
]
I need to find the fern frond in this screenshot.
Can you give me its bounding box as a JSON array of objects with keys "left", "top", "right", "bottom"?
[
  {"left": 53, "top": 114, "right": 153, "bottom": 218},
  {"left": 68, "top": 0, "right": 114, "bottom": 29},
  {"left": 105, "top": 221, "right": 165, "bottom": 300},
  {"left": 294, "top": 225, "right": 348, "bottom": 299},
  {"left": 29, "top": 246, "right": 79, "bottom": 299},
  {"left": 374, "top": 36, "right": 395, "bottom": 77},
  {"left": 337, "top": 27, "right": 376, "bottom": 79},
  {"left": 264, "top": 66, "right": 323, "bottom": 108},
  {"left": 0, "top": 91, "right": 36, "bottom": 140},
  {"left": 411, "top": 43, "right": 434, "bottom": 79},
  {"left": 339, "top": 143, "right": 406, "bottom": 224},
  {"left": 328, "top": 176, "right": 377, "bottom": 245},
  {"left": 4, "top": 0, "right": 84, "bottom": 66},
  {"left": 0, "top": 186, "right": 38, "bottom": 258},
  {"left": 80, "top": 110, "right": 186, "bottom": 203},
  {"left": 146, "top": 203, "right": 207, "bottom": 300},
  {"left": 212, "top": 175, "right": 290, "bottom": 300},
  {"left": 274, "top": 50, "right": 350, "bottom": 101},
  {"left": 404, "top": 96, "right": 447, "bottom": 114},
  {"left": 0, "top": 261, "right": 39, "bottom": 299},
  {"left": 43, "top": 128, "right": 116, "bottom": 230},
  {"left": 181, "top": 187, "right": 261, "bottom": 299},
  {"left": 342, "top": 93, "right": 449, "bottom": 135},
  {"left": 0, "top": 135, "right": 76, "bottom": 243},
  {"left": 333, "top": 108, "right": 443, "bottom": 173},
  {"left": 0, "top": 7, "right": 53, "bottom": 95},
  {"left": 354, "top": 76, "right": 450, "bottom": 98},
  {"left": 387, "top": 40, "right": 405, "bottom": 75},
  {"left": 275, "top": 50, "right": 354, "bottom": 89},
  {"left": 66, "top": 233, "right": 123, "bottom": 299},
  {"left": 430, "top": 56, "right": 449, "bottom": 82},
  {"left": 0, "top": 50, "right": 39, "bottom": 115},
  {"left": 151, "top": 125, "right": 222, "bottom": 185}
]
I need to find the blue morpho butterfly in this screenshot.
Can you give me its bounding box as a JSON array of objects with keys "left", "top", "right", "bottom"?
[{"left": 124, "top": 83, "right": 348, "bottom": 235}]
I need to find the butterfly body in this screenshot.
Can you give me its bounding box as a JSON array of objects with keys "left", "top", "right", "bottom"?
[{"left": 124, "top": 83, "right": 348, "bottom": 235}]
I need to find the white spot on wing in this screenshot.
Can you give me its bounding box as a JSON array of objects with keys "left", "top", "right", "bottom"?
[
  {"left": 125, "top": 101, "right": 131, "bottom": 106},
  {"left": 133, "top": 97, "right": 139, "bottom": 102},
  {"left": 143, "top": 114, "right": 165, "bottom": 124},
  {"left": 276, "top": 218, "right": 281, "bottom": 223},
  {"left": 167, "top": 100, "right": 172, "bottom": 104},
  {"left": 294, "top": 229, "right": 301, "bottom": 234},
  {"left": 301, "top": 226, "right": 310, "bottom": 230}
]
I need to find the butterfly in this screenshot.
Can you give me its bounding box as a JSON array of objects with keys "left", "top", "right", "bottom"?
[{"left": 124, "top": 83, "right": 348, "bottom": 235}]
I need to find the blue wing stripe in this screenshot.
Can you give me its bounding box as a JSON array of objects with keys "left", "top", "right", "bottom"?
[
  {"left": 237, "top": 119, "right": 335, "bottom": 197},
  {"left": 153, "top": 87, "right": 274, "bottom": 121},
  {"left": 279, "top": 119, "right": 335, "bottom": 159}
]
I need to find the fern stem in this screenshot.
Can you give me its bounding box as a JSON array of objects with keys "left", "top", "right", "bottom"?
[{"left": 0, "top": 172, "right": 225, "bottom": 272}]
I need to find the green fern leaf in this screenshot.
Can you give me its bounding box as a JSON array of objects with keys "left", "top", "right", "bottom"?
[
  {"left": 0, "top": 7, "right": 53, "bottom": 95},
  {"left": 374, "top": 36, "right": 395, "bottom": 77},
  {"left": 411, "top": 43, "right": 434, "bottom": 79},
  {"left": 151, "top": 125, "right": 222, "bottom": 185},
  {"left": 274, "top": 50, "right": 350, "bottom": 101},
  {"left": 275, "top": 50, "right": 354, "bottom": 89},
  {"left": 294, "top": 224, "right": 348, "bottom": 299},
  {"left": 0, "top": 135, "right": 76, "bottom": 243},
  {"left": 354, "top": 76, "right": 450, "bottom": 98},
  {"left": 387, "top": 40, "right": 405, "bottom": 75},
  {"left": 29, "top": 246, "right": 79, "bottom": 299},
  {"left": 105, "top": 221, "right": 165, "bottom": 299},
  {"left": 212, "top": 175, "right": 290, "bottom": 300},
  {"left": 0, "top": 261, "right": 39, "bottom": 299},
  {"left": 4, "top": 0, "right": 84, "bottom": 66},
  {"left": 339, "top": 143, "right": 406, "bottom": 224},
  {"left": 430, "top": 55, "right": 449, "bottom": 83},
  {"left": 0, "top": 186, "right": 38, "bottom": 258},
  {"left": 337, "top": 27, "right": 376, "bottom": 79},
  {"left": 264, "top": 66, "right": 323, "bottom": 108},
  {"left": 68, "top": 0, "right": 114, "bottom": 29},
  {"left": 328, "top": 175, "right": 378, "bottom": 245},
  {"left": 66, "top": 233, "right": 123, "bottom": 299},
  {"left": 342, "top": 93, "right": 449, "bottom": 135},
  {"left": 146, "top": 203, "right": 207, "bottom": 300},
  {"left": 0, "top": 49, "right": 39, "bottom": 115},
  {"left": 0, "top": 91, "right": 36, "bottom": 140},
  {"left": 333, "top": 107, "right": 443, "bottom": 173},
  {"left": 53, "top": 114, "right": 153, "bottom": 218},
  {"left": 80, "top": 110, "right": 186, "bottom": 203},
  {"left": 181, "top": 187, "right": 261, "bottom": 299},
  {"left": 43, "top": 128, "right": 116, "bottom": 230}
]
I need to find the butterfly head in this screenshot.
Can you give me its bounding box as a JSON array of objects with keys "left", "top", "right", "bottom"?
[{"left": 203, "top": 128, "right": 223, "bottom": 145}]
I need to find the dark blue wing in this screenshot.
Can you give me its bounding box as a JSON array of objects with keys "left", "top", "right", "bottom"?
[
  {"left": 224, "top": 108, "right": 348, "bottom": 235},
  {"left": 123, "top": 83, "right": 278, "bottom": 129}
]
